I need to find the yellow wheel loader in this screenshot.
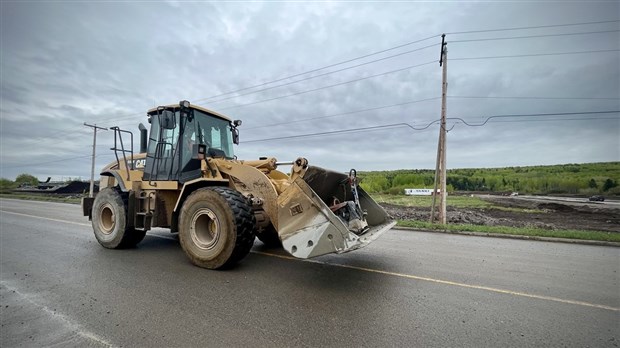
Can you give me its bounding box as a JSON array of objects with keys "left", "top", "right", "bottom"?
[{"left": 82, "top": 101, "right": 395, "bottom": 269}]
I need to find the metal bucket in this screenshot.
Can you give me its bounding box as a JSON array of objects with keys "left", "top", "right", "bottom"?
[{"left": 276, "top": 166, "right": 395, "bottom": 259}]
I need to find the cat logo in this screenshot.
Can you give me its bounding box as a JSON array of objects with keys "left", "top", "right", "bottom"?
[{"left": 133, "top": 159, "right": 146, "bottom": 169}]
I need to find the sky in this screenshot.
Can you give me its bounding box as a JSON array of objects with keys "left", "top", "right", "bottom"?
[{"left": 1, "top": 1, "right": 619, "bottom": 181}]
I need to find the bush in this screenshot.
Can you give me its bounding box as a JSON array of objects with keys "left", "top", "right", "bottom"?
[
  {"left": 15, "top": 173, "right": 39, "bottom": 187},
  {"left": 0, "top": 178, "right": 16, "bottom": 194},
  {"left": 387, "top": 186, "right": 406, "bottom": 195}
]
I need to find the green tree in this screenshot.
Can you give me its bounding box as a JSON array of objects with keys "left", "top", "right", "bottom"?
[
  {"left": 588, "top": 178, "right": 598, "bottom": 189},
  {"left": 360, "top": 175, "right": 390, "bottom": 193},
  {"left": 15, "top": 173, "right": 39, "bottom": 187},
  {"left": 603, "top": 179, "right": 618, "bottom": 192}
]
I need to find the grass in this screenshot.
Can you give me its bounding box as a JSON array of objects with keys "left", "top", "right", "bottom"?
[
  {"left": 373, "top": 193, "right": 617, "bottom": 242},
  {"left": 397, "top": 220, "right": 620, "bottom": 243},
  {"left": 371, "top": 193, "right": 540, "bottom": 213},
  {"left": 0, "top": 193, "right": 82, "bottom": 204}
]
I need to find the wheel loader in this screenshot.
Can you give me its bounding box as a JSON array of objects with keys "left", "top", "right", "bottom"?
[{"left": 81, "top": 100, "right": 395, "bottom": 269}]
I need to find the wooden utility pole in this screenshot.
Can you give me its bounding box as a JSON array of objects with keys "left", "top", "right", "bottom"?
[
  {"left": 84, "top": 123, "right": 107, "bottom": 197},
  {"left": 430, "top": 34, "right": 448, "bottom": 224}
]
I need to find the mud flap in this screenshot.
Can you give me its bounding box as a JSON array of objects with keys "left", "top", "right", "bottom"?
[{"left": 276, "top": 167, "right": 395, "bottom": 259}]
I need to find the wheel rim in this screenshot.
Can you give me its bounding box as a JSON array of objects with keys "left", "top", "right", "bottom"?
[
  {"left": 98, "top": 203, "right": 115, "bottom": 235},
  {"left": 190, "top": 208, "right": 220, "bottom": 250}
]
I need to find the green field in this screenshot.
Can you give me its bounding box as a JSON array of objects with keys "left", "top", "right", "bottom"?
[{"left": 360, "top": 162, "right": 620, "bottom": 196}]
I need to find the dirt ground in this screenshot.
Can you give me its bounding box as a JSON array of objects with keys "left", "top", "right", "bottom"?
[{"left": 380, "top": 196, "right": 620, "bottom": 233}]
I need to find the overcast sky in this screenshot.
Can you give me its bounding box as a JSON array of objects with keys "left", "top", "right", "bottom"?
[{"left": 1, "top": 1, "right": 618, "bottom": 181}]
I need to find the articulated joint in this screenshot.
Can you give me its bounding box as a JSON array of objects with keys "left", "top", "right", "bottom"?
[{"left": 249, "top": 196, "right": 270, "bottom": 229}]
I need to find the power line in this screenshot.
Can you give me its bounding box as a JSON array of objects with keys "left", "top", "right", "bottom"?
[
  {"left": 19, "top": 20, "right": 620, "bottom": 140},
  {"left": 220, "top": 60, "right": 437, "bottom": 111},
  {"left": 243, "top": 123, "right": 411, "bottom": 143},
  {"left": 243, "top": 110, "right": 620, "bottom": 143},
  {"left": 3, "top": 155, "right": 92, "bottom": 169},
  {"left": 244, "top": 96, "right": 441, "bottom": 130},
  {"left": 193, "top": 34, "right": 440, "bottom": 103},
  {"left": 162, "top": 20, "right": 620, "bottom": 105},
  {"left": 448, "top": 96, "right": 620, "bottom": 100},
  {"left": 450, "top": 29, "right": 620, "bottom": 43},
  {"left": 447, "top": 110, "right": 620, "bottom": 127},
  {"left": 97, "top": 111, "right": 144, "bottom": 124},
  {"left": 207, "top": 43, "right": 440, "bottom": 105},
  {"left": 446, "top": 19, "right": 620, "bottom": 35},
  {"left": 453, "top": 116, "right": 620, "bottom": 124},
  {"left": 3, "top": 153, "right": 115, "bottom": 169},
  {"left": 452, "top": 49, "right": 620, "bottom": 61},
  {"left": 244, "top": 94, "right": 618, "bottom": 131},
  {"left": 6, "top": 113, "right": 616, "bottom": 167},
  {"left": 57, "top": 21, "right": 620, "bottom": 127}
]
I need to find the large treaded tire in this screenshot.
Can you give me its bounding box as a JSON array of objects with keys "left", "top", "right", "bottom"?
[
  {"left": 179, "top": 187, "right": 256, "bottom": 269},
  {"left": 92, "top": 188, "right": 146, "bottom": 249},
  {"left": 256, "top": 224, "right": 282, "bottom": 248}
]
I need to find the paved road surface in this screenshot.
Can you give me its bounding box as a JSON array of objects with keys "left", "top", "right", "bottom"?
[{"left": 1, "top": 198, "right": 619, "bottom": 347}]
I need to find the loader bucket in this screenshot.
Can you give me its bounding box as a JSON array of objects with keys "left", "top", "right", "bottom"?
[{"left": 276, "top": 166, "right": 395, "bottom": 259}]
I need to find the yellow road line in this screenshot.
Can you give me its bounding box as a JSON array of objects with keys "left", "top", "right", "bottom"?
[
  {"left": 253, "top": 251, "right": 620, "bottom": 312},
  {"left": 3, "top": 209, "right": 618, "bottom": 312}
]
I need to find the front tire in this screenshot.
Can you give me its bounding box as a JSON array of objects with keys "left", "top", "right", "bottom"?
[
  {"left": 92, "top": 188, "right": 146, "bottom": 249},
  {"left": 179, "top": 187, "right": 256, "bottom": 269}
]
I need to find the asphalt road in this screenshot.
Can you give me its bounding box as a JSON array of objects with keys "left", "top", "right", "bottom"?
[{"left": 1, "top": 198, "right": 619, "bottom": 347}]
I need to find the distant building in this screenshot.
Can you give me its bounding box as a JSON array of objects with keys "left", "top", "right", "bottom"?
[{"left": 404, "top": 188, "right": 440, "bottom": 196}]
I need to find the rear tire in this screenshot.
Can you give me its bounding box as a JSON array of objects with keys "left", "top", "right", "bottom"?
[
  {"left": 92, "top": 188, "right": 145, "bottom": 249},
  {"left": 179, "top": 187, "right": 255, "bottom": 269}
]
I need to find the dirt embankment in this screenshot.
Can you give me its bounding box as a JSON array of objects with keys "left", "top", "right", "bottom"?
[{"left": 380, "top": 197, "right": 620, "bottom": 233}]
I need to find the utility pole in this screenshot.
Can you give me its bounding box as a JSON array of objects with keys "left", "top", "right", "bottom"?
[
  {"left": 84, "top": 123, "right": 107, "bottom": 197},
  {"left": 430, "top": 34, "right": 448, "bottom": 224}
]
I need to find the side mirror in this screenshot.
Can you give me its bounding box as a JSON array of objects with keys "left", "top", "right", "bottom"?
[
  {"left": 232, "top": 127, "right": 240, "bottom": 145},
  {"left": 160, "top": 110, "right": 176, "bottom": 129},
  {"left": 230, "top": 120, "right": 241, "bottom": 145}
]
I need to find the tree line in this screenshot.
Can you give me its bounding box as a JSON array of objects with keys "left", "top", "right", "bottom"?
[{"left": 359, "top": 162, "right": 620, "bottom": 195}]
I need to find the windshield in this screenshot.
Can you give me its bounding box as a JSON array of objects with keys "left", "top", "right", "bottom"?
[{"left": 191, "top": 110, "right": 234, "bottom": 158}]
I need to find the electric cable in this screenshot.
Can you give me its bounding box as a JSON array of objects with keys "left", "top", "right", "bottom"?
[
  {"left": 243, "top": 110, "right": 620, "bottom": 143},
  {"left": 220, "top": 60, "right": 437, "bottom": 111},
  {"left": 448, "top": 96, "right": 620, "bottom": 100},
  {"left": 450, "top": 29, "right": 620, "bottom": 43},
  {"left": 193, "top": 34, "right": 441, "bottom": 103},
  {"left": 446, "top": 19, "right": 620, "bottom": 35},
  {"left": 244, "top": 97, "right": 441, "bottom": 130},
  {"left": 452, "top": 49, "right": 620, "bottom": 61},
  {"left": 207, "top": 43, "right": 440, "bottom": 105}
]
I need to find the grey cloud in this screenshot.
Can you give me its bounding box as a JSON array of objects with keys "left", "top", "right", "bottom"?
[{"left": 1, "top": 1, "right": 618, "bottom": 180}]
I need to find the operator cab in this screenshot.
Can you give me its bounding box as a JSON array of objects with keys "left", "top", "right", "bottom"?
[{"left": 143, "top": 101, "right": 241, "bottom": 183}]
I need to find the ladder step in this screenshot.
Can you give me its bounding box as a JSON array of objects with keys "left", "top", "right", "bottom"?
[{"left": 135, "top": 212, "right": 152, "bottom": 231}]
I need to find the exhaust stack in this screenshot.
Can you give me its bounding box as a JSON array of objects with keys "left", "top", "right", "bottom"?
[{"left": 138, "top": 123, "right": 148, "bottom": 153}]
